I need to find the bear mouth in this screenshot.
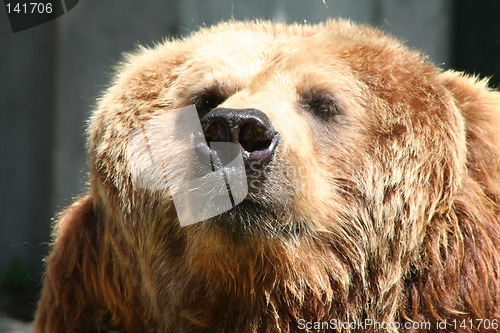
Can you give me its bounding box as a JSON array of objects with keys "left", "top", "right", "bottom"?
[{"left": 209, "top": 199, "right": 281, "bottom": 238}]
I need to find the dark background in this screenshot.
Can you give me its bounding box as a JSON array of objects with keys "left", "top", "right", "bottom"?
[
  {"left": 453, "top": 0, "right": 500, "bottom": 88},
  {"left": 0, "top": 0, "right": 498, "bottom": 323}
]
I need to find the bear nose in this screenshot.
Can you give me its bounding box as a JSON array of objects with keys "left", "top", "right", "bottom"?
[{"left": 200, "top": 108, "right": 280, "bottom": 167}]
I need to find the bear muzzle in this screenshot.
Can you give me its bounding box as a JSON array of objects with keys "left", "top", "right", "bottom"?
[{"left": 199, "top": 107, "right": 280, "bottom": 168}]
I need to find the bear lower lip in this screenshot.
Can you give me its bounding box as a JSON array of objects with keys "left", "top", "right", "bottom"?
[{"left": 210, "top": 199, "right": 274, "bottom": 236}]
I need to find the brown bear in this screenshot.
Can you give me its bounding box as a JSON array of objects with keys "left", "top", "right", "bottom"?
[{"left": 35, "top": 20, "right": 499, "bottom": 332}]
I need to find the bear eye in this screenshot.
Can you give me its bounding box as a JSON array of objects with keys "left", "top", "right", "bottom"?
[
  {"left": 192, "top": 87, "right": 226, "bottom": 118},
  {"left": 301, "top": 90, "right": 342, "bottom": 121}
]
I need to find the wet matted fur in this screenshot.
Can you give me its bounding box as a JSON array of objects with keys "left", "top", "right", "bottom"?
[{"left": 35, "top": 20, "right": 499, "bottom": 332}]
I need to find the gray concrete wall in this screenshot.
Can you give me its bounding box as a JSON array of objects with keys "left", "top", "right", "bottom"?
[
  {"left": 0, "top": 19, "right": 54, "bottom": 280},
  {"left": 0, "top": 0, "right": 451, "bottom": 317}
]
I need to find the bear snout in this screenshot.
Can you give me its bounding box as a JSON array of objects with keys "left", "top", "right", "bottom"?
[{"left": 200, "top": 107, "right": 280, "bottom": 168}]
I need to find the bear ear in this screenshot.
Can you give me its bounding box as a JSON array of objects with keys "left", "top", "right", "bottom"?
[
  {"left": 439, "top": 70, "right": 500, "bottom": 198},
  {"left": 408, "top": 72, "right": 500, "bottom": 323},
  {"left": 35, "top": 194, "right": 101, "bottom": 332},
  {"left": 51, "top": 193, "right": 96, "bottom": 240}
]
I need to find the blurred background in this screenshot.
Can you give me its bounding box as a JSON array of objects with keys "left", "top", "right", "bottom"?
[{"left": 0, "top": 0, "right": 499, "bottom": 326}]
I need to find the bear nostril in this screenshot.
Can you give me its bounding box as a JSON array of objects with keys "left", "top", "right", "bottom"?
[
  {"left": 205, "top": 121, "right": 228, "bottom": 143},
  {"left": 239, "top": 123, "right": 273, "bottom": 152}
]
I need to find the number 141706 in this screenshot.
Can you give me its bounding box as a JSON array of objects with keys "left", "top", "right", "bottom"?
[
  {"left": 6, "top": 2, "right": 53, "bottom": 14},
  {"left": 448, "top": 319, "right": 498, "bottom": 330}
]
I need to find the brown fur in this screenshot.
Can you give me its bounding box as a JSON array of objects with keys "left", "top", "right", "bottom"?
[{"left": 35, "top": 20, "right": 500, "bottom": 332}]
